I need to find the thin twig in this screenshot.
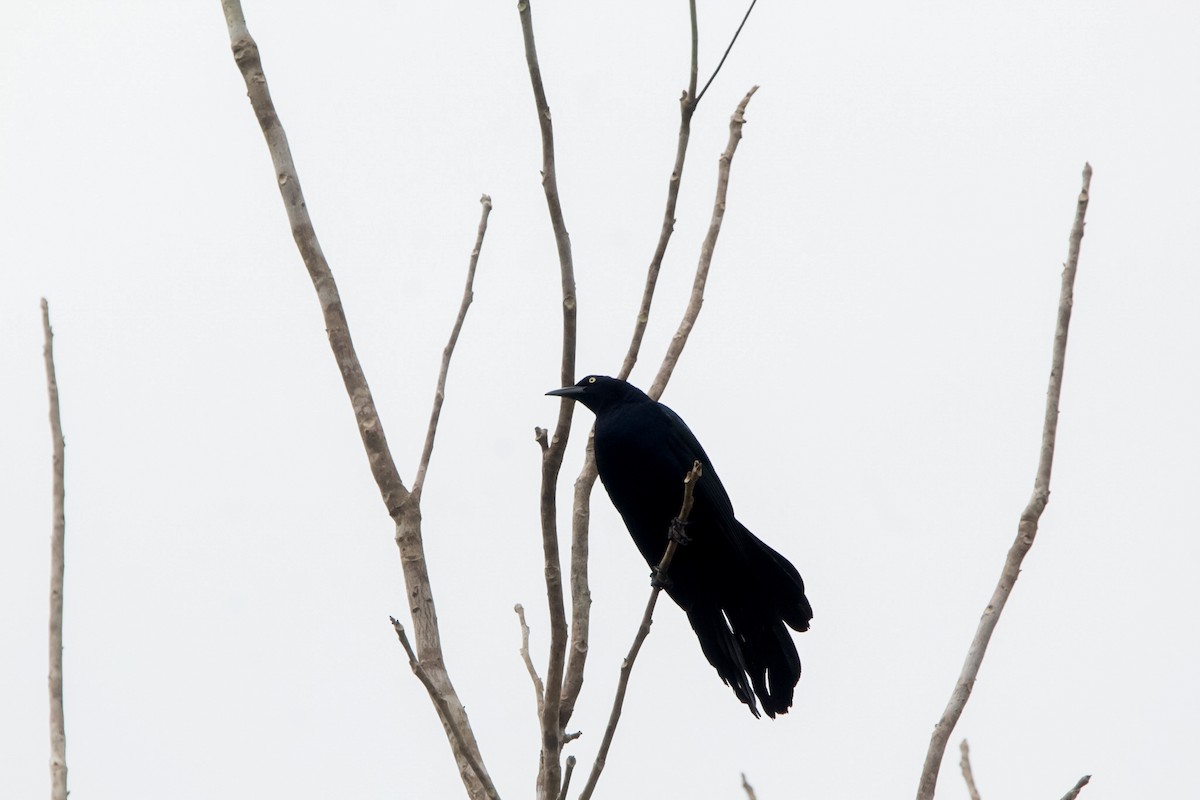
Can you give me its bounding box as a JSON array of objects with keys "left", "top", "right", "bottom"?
[
  {"left": 221, "top": 4, "right": 491, "bottom": 796},
  {"left": 42, "top": 299, "right": 67, "bottom": 800},
  {"left": 914, "top": 164, "right": 1093, "bottom": 800},
  {"left": 559, "top": 0, "right": 705, "bottom": 734},
  {"left": 959, "top": 740, "right": 982, "bottom": 800},
  {"left": 650, "top": 86, "right": 759, "bottom": 399},
  {"left": 390, "top": 618, "right": 501, "bottom": 800},
  {"left": 515, "top": 604, "right": 546, "bottom": 716},
  {"left": 740, "top": 772, "right": 758, "bottom": 800},
  {"left": 517, "top": 2, "right": 579, "bottom": 797},
  {"left": 1059, "top": 774, "right": 1092, "bottom": 800},
  {"left": 694, "top": 0, "right": 759, "bottom": 106},
  {"left": 617, "top": 0, "right": 701, "bottom": 384},
  {"left": 577, "top": 462, "right": 703, "bottom": 800},
  {"left": 412, "top": 194, "right": 493, "bottom": 502}
]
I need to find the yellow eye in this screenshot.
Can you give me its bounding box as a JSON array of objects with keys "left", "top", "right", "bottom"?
[{"left": 587, "top": 376, "right": 597, "bottom": 384}]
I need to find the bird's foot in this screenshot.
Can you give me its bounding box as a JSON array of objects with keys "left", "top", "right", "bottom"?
[
  {"left": 668, "top": 517, "right": 691, "bottom": 546},
  {"left": 650, "top": 568, "right": 673, "bottom": 590}
]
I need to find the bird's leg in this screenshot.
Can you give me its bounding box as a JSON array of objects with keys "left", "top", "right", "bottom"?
[
  {"left": 668, "top": 517, "right": 691, "bottom": 546},
  {"left": 651, "top": 517, "right": 691, "bottom": 588}
]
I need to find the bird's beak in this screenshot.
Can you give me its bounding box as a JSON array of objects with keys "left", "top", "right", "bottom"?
[{"left": 546, "top": 386, "right": 584, "bottom": 398}]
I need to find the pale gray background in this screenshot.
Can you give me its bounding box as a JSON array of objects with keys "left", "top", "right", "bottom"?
[{"left": 3, "top": 2, "right": 1197, "bottom": 798}]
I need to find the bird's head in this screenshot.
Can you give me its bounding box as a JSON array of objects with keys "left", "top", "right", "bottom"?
[{"left": 546, "top": 375, "right": 648, "bottom": 414}]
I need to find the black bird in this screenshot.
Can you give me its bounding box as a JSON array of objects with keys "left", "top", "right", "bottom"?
[{"left": 547, "top": 375, "right": 812, "bottom": 718}]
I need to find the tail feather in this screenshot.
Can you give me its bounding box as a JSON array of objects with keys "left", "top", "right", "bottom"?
[
  {"left": 739, "top": 616, "right": 802, "bottom": 718},
  {"left": 685, "top": 604, "right": 760, "bottom": 718},
  {"left": 686, "top": 600, "right": 804, "bottom": 718},
  {"left": 743, "top": 527, "right": 813, "bottom": 632}
]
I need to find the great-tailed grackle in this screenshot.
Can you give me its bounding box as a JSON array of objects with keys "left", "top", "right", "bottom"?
[{"left": 547, "top": 375, "right": 812, "bottom": 718}]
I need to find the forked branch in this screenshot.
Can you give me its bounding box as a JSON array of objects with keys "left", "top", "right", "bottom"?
[
  {"left": 650, "top": 86, "right": 759, "bottom": 399},
  {"left": 914, "top": 164, "right": 1093, "bottom": 800},
  {"left": 221, "top": 3, "right": 492, "bottom": 796},
  {"left": 390, "top": 618, "right": 501, "bottom": 800}
]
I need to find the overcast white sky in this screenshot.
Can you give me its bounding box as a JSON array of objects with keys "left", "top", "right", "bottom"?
[{"left": 3, "top": 1, "right": 1198, "bottom": 798}]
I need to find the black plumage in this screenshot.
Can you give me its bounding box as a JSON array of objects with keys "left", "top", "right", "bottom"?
[{"left": 547, "top": 375, "right": 812, "bottom": 718}]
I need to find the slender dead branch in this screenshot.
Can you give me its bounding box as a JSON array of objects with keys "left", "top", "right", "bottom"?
[
  {"left": 959, "top": 740, "right": 982, "bottom": 800},
  {"left": 650, "top": 86, "right": 758, "bottom": 399},
  {"left": 515, "top": 604, "right": 546, "bottom": 716},
  {"left": 221, "top": 3, "right": 491, "bottom": 796},
  {"left": 220, "top": 0, "right": 408, "bottom": 514},
  {"left": 914, "top": 164, "right": 1093, "bottom": 800},
  {"left": 559, "top": 0, "right": 705, "bottom": 734},
  {"left": 559, "top": 435, "right": 596, "bottom": 729},
  {"left": 741, "top": 773, "right": 758, "bottom": 800},
  {"left": 577, "top": 462, "right": 703, "bottom": 800},
  {"left": 616, "top": 0, "right": 701, "bottom": 383},
  {"left": 390, "top": 618, "right": 501, "bottom": 800},
  {"left": 1059, "top": 774, "right": 1092, "bottom": 800},
  {"left": 42, "top": 299, "right": 67, "bottom": 800},
  {"left": 517, "top": 2, "right": 579, "bottom": 797},
  {"left": 412, "top": 194, "right": 493, "bottom": 502},
  {"left": 694, "top": 0, "right": 759, "bottom": 106}
]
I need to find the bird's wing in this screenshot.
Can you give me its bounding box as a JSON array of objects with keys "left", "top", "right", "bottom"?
[{"left": 658, "top": 403, "right": 740, "bottom": 524}]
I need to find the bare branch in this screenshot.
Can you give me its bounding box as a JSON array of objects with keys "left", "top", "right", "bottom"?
[
  {"left": 559, "top": 1, "right": 706, "bottom": 732},
  {"left": 42, "top": 299, "right": 67, "bottom": 800},
  {"left": 515, "top": 604, "right": 546, "bottom": 716},
  {"left": 1059, "top": 774, "right": 1092, "bottom": 800},
  {"left": 914, "top": 164, "right": 1093, "bottom": 800},
  {"left": 616, "top": 0, "right": 700, "bottom": 383},
  {"left": 740, "top": 773, "right": 758, "bottom": 800},
  {"left": 390, "top": 618, "right": 501, "bottom": 800},
  {"left": 517, "top": 2, "right": 580, "bottom": 796},
  {"left": 650, "top": 86, "right": 759, "bottom": 400},
  {"left": 220, "top": 0, "right": 408, "bottom": 514},
  {"left": 220, "top": 4, "right": 491, "bottom": 795},
  {"left": 577, "top": 462, "right": 703, "bottom": 800},
  {"left": 412, "top": 194, "right": 493, "bottom": 502},
  {"left": 959, "top": 740, "right": 982, "bottom": 800}
]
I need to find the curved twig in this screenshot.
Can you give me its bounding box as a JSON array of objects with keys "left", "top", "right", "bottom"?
[
  {"left": 577, "top": 462, "right": 703, "bottom": 800},
  {"left": 220, "top": 4, "right": 492, "bottom": 796},
  {"left": 412, "top": 194, "right": 493, "bottom": 502},
  {"left": 42, "top": 299, "right": 68, "bottom": 800},
  {"left": 914, "top": 164, "right": 1093, "bottom": 800}
]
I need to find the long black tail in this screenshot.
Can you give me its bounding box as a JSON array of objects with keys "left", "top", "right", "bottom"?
[
  {"left": 685, "top": 602, "right": 760, "bottom": 716},
  {"left": 685, "top": 528, "right": 811, "bottom": 718},
  {"left": 685, "top": 601, "right": 803, "bottom": 718}
]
